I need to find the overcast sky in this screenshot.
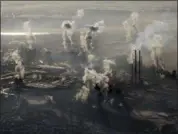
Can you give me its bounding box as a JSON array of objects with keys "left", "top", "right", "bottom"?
[{"left": 2, "top": 1, "right": 177, "bottom": 16}]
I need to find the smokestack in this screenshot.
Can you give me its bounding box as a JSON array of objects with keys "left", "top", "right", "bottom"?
[
  {"left": 134, "top": 50, "right": 137, "bottom": 84},
  {"left": 131, "top": 62, "right": 134, "bottom": 84},
  {"left": 138, "top": 50, "right": 141, "bottom": 83}
]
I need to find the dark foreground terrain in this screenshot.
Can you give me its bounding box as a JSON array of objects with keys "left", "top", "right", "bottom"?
[{"left": 1, "top": 53, "right": 178, "bottom": 134}]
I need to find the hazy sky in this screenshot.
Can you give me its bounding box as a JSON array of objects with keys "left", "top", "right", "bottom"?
[{"left": 2, "top": 1, "right": 177, "bottom": 16}]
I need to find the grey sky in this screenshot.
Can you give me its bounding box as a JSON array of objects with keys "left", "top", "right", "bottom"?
[{"left": 2, "top": 1, "right": 177, "bottom": 16}]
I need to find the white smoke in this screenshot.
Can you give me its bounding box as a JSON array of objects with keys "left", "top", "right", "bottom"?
[
  {"left": 72, "top": 9, "right": 85, "bottom": 29},
  {"left": 82, "top": 67, "right": 110, "bottom": 91},
  {"left": 61, "top": 20, "right": 75, "bottom": 50},
  {"left": 84, "top": 29, "right": 94, "bottom": 50},
  {"left": 150, "top": 34, "right": 165, "bottom": 69},
  {"left": 82, "top": 20, "right": 105, "bottom": 51},
  {"left": 3, "top": 49, "right": 22, "bottom": 64},
  {"left": 123, "top": 12, "right": 139, "bottom": 41},
  {"left": 135, "top": 20, "right": 169, "bottom": 50},
  {"left": 12, "top": 12, "right": 16, "bottom": 19},
  {"left": 75, "top": 85, "right": 90, "bottom": 103},
  {"left": 23, "top": 20, "right": 36, "bottom": 47},
  {"left": 103, "top": 59, "right": 116, "bottom": 76},
  {"left": 94, "top": 20, "right": 105, "bottom": 33},
  {"left": 82, "top": 67, "right": 97, "bottom": 84},
  {"left": 15, "top": 60, "right": 25, "bottom": 79},
  {"left": 130, "top": 12, "right": 139, "bottom": 27},
  {"left": 127, "top": 43, "right": 140, "bottom": 64},
  {"left": 79, "top": 31, "right": 89, "bottom": 53},
  {"left": 87, "top": 54, "right": 96, "bottom": 68},
  {"left": 76, "top": 9, "right": 84, "bottom": 18},
  {"left": 75, "top": 67, "right": 111, "bottom": 103},
  {"left": 85, "top": 20, "right": 105, "bottom": 34},
  {"left": 122, "top": 20, "right": 133, "bottom": 41},
  {"left": 23, "top": 20, "right": 31, "bottom": 34},
  {"left": 130, "top": 20, "right": 169, "bottom": 68},
  {"left": 11, "top": 50, "right": 22, "bottom": 64}
]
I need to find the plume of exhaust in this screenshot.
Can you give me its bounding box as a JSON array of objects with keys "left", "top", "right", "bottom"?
[
  {"left": 15, "top": 60, "right": 25, "bottom": 79},
  {"left": 79, "top": 31, "right": 89, "bottom": 53},
  {"left": 103, "top": 58, "right": 116, "bottom": 76},
  {"left": 5, "top": 49, "right": 22, "bottom": 65},
  {"left": 127, "top": 44, "right": 138, "bottom": 64},
  {"left": 143, "top": 20, "right": 169, "bottom": 48},
  {"left": 84, "top": 29, "right": 94, "bottom": 50},
  {"left": 123, "top": 12, "right": 139, "bottom": 41},
  {"left": 87, "top": 54, "right": 96, "bottom": 68},
  {"left": 23, "top": 20, "right": 31, "bottom": 33},
  {"left": 85, "top": 20, "right": 105, "bottom": 35},
  {"left": 76, "top": 9, "right": 84, "bottom": 19},
  {"left": 122, "top": 20, "right": 132, "bottom": 42},
  {"left": 75, "top": 85, "right": 90, "bottom": 103},
  {"left": 23, "top": 20, "right": 36, "bottom": 48},
  {"left": 75, "top": 67, "right": 112, "bottom": 103},
  {"left": 97, "top": 73, "right": 110, "bottom": 91},
  {"left": 83, "top": 20, "right": 105, "bottom": 50},
  {"left": 61, "top": 20, "right": 75, "bottom": 50},
  {"left": 82, "top": 67, "right": 97, "bottom": 84},
  {"left": 130, "top": 12, "right": 139, "bottom": 31},
  {"left": 133, "top": 20, "right": 169, "bottom": 50},
  {"left": 72, "top": 9, "right": 85, "bottom": 29},
  {"left": 131, "top": 20, "right": 169, "bottom": 67},
  {"left": 11, "top": 50, "right": 21, "bottom": 63},
  {"left": 150, "top": 34, "right": 165, "bottom": 69},
  {"left": 82, "top": 67, "right": 110, "bottom": 93},
  {"left": 94, "top": 20, "right": 105, "bottom": 34}
]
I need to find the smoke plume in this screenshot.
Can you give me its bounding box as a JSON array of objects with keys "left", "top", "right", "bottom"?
[
  {"left": 123, "top": 12, "right": 139, "bottom": 41},
  {"left": 15, "top": 60, "right": 25, "bottom": 79},
  {"left": 103, "top": 59, "right": 116, "bottom": 76},
  {"left": 75, "top": 86, "right": 90, "bottom": 103},
  {"left": 94, "top": 20, "right": 105, "bottom": 33},
  {"left": 76, "top": 9, "right": 84, "bottom": 18},
  {"left": 79, "top": 31, "right": 89, "bottom": 53},
  {"left": 61, "top": 20, "right": 76, "bottom": 50},
  {"left": 23, "top": 20, "right": 36, "bottom": 48},
  {"left": 136, "top": 20, "right": 169, "bottom": 50}
]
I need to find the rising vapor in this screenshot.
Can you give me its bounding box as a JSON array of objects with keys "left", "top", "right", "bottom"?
[
  {"left": 76, "top": 9, "right": 84, "bottom": 18},
  {"left": 23, "top": 20, "right": 36, "bottom": 48},
  {"left": 123, "top": 12, "right": 139, "bottom": 42},
  {"left": 61, "top": 20, "right": 76, "bottom": 50},
  {"left": 130, "top": 20, "right": 169, "bottom": 68}
]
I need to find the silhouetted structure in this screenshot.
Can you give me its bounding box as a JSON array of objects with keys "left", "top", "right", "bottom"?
[{"left": 131, "top": 50, "right": 142, "bottom": 85}]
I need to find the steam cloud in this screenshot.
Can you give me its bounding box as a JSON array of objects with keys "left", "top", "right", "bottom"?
[
  {"left": 23, "top": 20, "right": 36, "bottom": 48},
  {"left": 83, "top": 20, "right": 105, "bottom": 50},
  {"left": 77, "top": 66, "right": 111, "bottom": 102},
  {"left": 15, "top": 60, "right": 25, "bottom": 79},
  {"left": 128, "top": 20, "right": 169, "bottom": 68},
  {"left": 61, "top": 20, "right": 76, "bottom": 50},
  {"left": 76, "top": 9, "right": 84, "bottom": 18},
  {"left": 93, "top": 20, "right": 105, "bottom": 34},
  {"left": 87, "top": 54, "right": 96, "bottom": 69},
  {"left": 75, "top": 86, "right": 90, "bottom": 103},
  {"left": 123, "top": 12, "right": 139, "bottom": 41},
  {"left": 103, "top": 59, "right": 116, "bottom": 76},
  {"left": 79, "top": 31, "right": 89, "bottom": 54}
]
